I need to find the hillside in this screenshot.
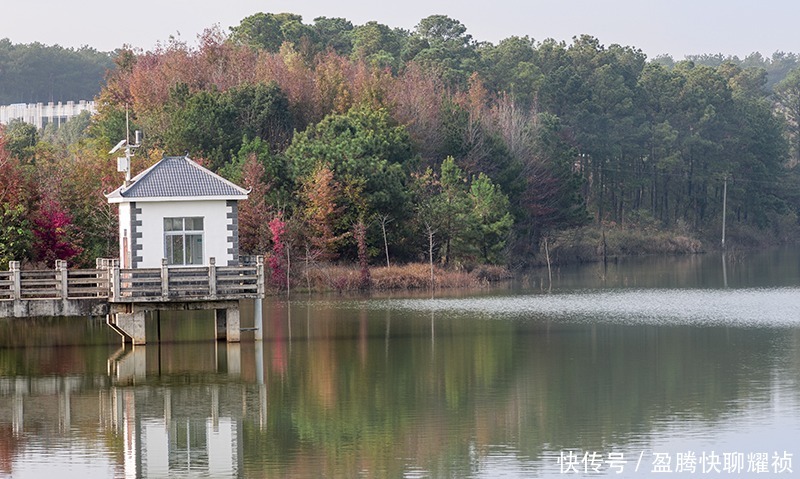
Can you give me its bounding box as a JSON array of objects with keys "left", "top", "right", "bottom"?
[{"left": 2, "top": 13, "right": 800, "bottom": 278}]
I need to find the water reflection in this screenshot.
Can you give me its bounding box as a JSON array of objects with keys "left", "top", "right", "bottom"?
[
  {"left": 523, "top": 246, "right": 800, "bottom": 291},
  {"left": 1, "top": 249, "right": 800, "bottom": 477},
  {"left": 0, "top": 297, "right": 799, "bottom": 477},
  {"left": 372, "top": 287, "right": 800, "bottom": 327}
]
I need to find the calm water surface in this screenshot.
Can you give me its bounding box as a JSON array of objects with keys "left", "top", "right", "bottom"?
[{"left": 1, "top": 249, "right": 800, "bottom": 478}]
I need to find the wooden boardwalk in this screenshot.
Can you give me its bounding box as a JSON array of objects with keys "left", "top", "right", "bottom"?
[{"left": 1, "top": 257, "right": 265, "bottom": 344}]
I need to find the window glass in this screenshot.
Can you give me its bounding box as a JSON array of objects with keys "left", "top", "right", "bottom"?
[
  {"left": 186, "top": 234, "right": 203, "bottom": 264},
  {"left": 163, "top": 216, "right": 204, "bottom": 265},
  {"left": 185, "top": 217, "right": 204, "bottom": 231},
  {"left": 164, "top": 217, "right": 183, "bottom": 231},
  {"left": 167, "top": 234, "right": 184, "bottom": 265}
]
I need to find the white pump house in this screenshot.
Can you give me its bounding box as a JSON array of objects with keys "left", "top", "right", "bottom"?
[{"left": 106, "top": 155, "right": 249, "bottom": 268}]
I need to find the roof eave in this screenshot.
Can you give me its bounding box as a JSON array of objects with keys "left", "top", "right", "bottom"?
[{"left": 108, "top": 195, "right": 248, "bottom": 204}]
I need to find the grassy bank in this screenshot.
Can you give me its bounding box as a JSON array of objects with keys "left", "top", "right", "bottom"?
[
  {"left": 543, "top": 223, "right": 703, "bottom": 266},
  {"left": 538, "top": 212, "right": 800, "bottom": 267},
  {"left": 266, "top": 214, "right": 800, "bottom": 294},
  {"left": 271, "top": 263, "right": 513, "bottom": 294}
]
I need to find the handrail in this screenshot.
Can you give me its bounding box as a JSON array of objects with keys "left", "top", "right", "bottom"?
[{"left": 2, "top": 256, "right": 264, "bottom": 303}]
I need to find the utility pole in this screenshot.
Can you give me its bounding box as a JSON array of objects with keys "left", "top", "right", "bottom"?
[{"left": 721, "top": 176, "right": 727, "bottom": 250}]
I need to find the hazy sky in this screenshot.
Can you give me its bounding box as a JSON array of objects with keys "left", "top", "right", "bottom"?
[{"left": 4, "top": 0, "right": 799, "bottom": 60}]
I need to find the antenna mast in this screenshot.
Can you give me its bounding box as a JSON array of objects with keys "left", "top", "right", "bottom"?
[{"left": 110, "top": 105, "right": 141, "bottom": 186}]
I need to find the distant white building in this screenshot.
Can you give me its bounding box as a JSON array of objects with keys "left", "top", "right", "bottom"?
[
  {"left": 106, "top": 155, "right": 249, "bottom": 269},
  {"left": 0, "top": 100, "right": 96, "bottom": 128}
]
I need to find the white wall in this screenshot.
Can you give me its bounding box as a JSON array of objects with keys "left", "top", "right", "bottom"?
[
  {"left": 137, "top": 200, "right": 231, "bottom": 268},
  {"left": 0, "top": 101, "right": 96, "bottom": 128}
]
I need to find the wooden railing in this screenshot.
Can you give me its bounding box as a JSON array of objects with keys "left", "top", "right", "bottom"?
[
  {"left": 0, "top": 260, "right": 109, "bottom": 300},
  {"left": 0, "top": 268, "right": 14, "bottom": 300},
  {"left": 0, "top": 257, "right": 264, "bottom": 303}
]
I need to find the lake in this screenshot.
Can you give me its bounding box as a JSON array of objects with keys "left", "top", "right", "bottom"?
[{"left": 1, "top": 249, "right": 799, "bottom": 477}]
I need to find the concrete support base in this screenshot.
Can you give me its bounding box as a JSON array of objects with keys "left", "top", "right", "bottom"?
[
  {"left": 108, "top": 311, "right": 146, "bottom": 345},
  {"left": 215, "top": 307, "right": 241, "bottom": 342},
  {"left": 106, "top": 301, "right": 242, "bottom": 344}
]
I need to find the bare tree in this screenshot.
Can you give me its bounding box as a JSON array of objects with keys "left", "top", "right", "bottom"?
[
  {"left": 424, "top": 222, "right": 436, "bottom": 291},
  {"left": 379, "top": 214, "right": 393, "bottom": 267}
]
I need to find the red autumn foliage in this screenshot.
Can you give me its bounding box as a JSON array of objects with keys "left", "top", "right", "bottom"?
[
  {"left": 32, "top": 195, "right": 83, "bottom": 267},
  {"left": 267, "top": 214, "right": 287, "bottom": 288}
]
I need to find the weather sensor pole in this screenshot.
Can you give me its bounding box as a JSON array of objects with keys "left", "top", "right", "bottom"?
[{"left": 109, "top": 106, "right": 141, "bottom": 186}]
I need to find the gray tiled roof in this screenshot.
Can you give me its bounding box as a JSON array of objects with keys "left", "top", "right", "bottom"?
[{"left": 109, "top": 156, "right": 248, "bottom": 199}]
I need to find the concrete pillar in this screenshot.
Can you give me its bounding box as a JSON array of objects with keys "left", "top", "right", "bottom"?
[
  {"left": 161, "top": 259, "right": 169, "bottom": 299},
  {"left": 227, "top": 307, "right": 241, "bottom": 342},
  {"left": 226, "top": 343, "right": 241, "bottom": 376},
  {"left": 114, "top": 311, "right": 147, "bottom": 345},
  {"left": 209, "top": 257, "right": 217, "bottom": 298},
  {"left": 215, "top": 307, "right": 241, "bottom": 342},
  {"left": 254, "top": 299, "right": 263, "bottom": 341},
  {"left": 10, "top": 261, "right": 20, "bottom": 300},
  {"left": 56, "top": 260, "right": 68, "bottom": 299}
]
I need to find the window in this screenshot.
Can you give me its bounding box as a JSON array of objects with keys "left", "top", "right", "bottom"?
[{"left": 164, "top": 217, "right": 204, "bottom": 265}]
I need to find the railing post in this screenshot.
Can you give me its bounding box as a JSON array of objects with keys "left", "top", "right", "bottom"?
[
  {"left": 10, "top": 261, "right": 21, "bottom": 300},
  {"left": 56, "top": 260, "right": 68, "bottom": 299},
  {"left": 209, "top": 257, "right": 217, "bottom": 299},
  {"left": 161, "top": 258, "right": 169, "bottom": 299},
  {"left": 256, "top": 255, "right": 265, "bottom": 298},
  {"left": 110, "top": 265, "right": 120, "bottom": 301},
  {"left": 96, "top": 258, "right": 108, "bottom": 297}
]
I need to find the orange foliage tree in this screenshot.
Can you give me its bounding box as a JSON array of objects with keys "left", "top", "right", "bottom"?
[{"left": 300, "top": 165, "right": 343, "bottom": 261}]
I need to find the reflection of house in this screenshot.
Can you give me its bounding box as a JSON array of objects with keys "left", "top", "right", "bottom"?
[
  {"left": 136, "top": 416, "right": 239, "bottom": 477},
  {"left": 119, "top": 386, "right": 243, "bottom": 478},
  {"left": 106, "top": 155, "right": 249, "bottom": 269},
  {"left": 0, "top": 343, "right": 261, "bottom": 478}
]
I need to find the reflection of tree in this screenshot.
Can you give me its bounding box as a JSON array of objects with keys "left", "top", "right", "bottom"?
[
  {"left": 241, "top": 304, "right": 518, "bottom": 477},
  {"left": 0, "top": 343, "right": 117, "bottom": 376},
  {"left": 0, "top": 425, "right": 19, "bottom": 475},
  {"left": 0, "top": 318, "right": 118, "bottom": 350},
  {"left": 241, "top": 301, "right": 787, "bottom": 477},
  {"left": 529, "top": 248, "right": 800, "bottom": 290},
  {"left": 497, "top": 324, "right": 781, "bottom": 457},
  {"left": 0, "top": 299, "right": 794, "bottom": 478}
]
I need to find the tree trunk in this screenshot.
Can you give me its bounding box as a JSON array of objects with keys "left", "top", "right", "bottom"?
[
  {"left": 425, "top": 223, "right": 435, "bottom": 292},
  {"left": 380, "top": 215, "right": 391, "bottom": 268},
  {"left": 544, "top": 236, "right": 552, "bottom": 293}
]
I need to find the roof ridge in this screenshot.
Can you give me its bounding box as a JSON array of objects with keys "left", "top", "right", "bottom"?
[{"left": 185, "top": 156, "right": 251, "bottom": 195}]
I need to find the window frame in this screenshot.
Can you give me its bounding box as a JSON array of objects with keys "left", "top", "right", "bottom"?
[{"left": 163, "top": 217, "right": 205, "bottom": 266}]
